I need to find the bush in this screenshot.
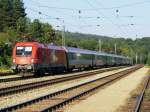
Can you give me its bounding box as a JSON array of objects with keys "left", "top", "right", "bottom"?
[{"left": 0, "top": 65, "right": 12, "bottom": 72}]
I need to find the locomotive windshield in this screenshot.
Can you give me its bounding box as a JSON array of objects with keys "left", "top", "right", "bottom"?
[{"left": 16, "top": 46, "right": 32, "bottom": 56}]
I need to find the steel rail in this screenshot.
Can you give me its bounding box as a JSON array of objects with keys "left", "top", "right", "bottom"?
[
  {"left": 0, "top": 65, "right": 142, "bottom": 112},
  {"left": 0, "top": 76, "right": 28, "bottom": 83},
  {"left": 134, "top": 71, "right": 150, "bottom": 112},
  {"left": 0, "top": 72, "right": 15, "bottom": 76},
  {"left": 0, "top": 74, "right": 36, "bottom": 83}
]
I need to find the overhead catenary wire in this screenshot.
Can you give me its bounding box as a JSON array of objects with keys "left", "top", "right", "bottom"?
[
  {"left": 26, "top": 5, "right": 99, "bottom": 34},
  {"left": 29, "top": 0, "right": 101, "bottom": 20},
  {"left": 28, "top": 0, "right": 144, "bottom": 38},
  {"left": 96, "top": 0, "right": 138, "bottom": 37},
  {"left": 24, "top": 0, "right": 149, "bottom": 37},
  {"left": 30, "top": 0, "right": 150, "bottom": 11},
  {"left": 83, "top": 0, "right": 127, "bottom": 37},
  {"left": 31, "top": 0, "right": 100, "bottom": 28},
  {"left": 95, "top": 0, "right": 131, "bottom": 37},
  {"left": 95, "top": 0, "right": 136, "bottom": 35},
  {"left": 29, "top": 0, "right": 147, "bottom": 20},
  {"left": 94, "top": 0, "right": 141, "bottom": 38}
]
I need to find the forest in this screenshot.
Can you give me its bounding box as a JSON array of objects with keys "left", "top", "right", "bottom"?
[{"left": 0, "top": 0, "right": 150, "bottom": 67}]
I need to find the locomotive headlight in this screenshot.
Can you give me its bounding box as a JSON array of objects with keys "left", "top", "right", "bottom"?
[
  {"left": 27, "top": 65, "right": 32, "bottom": 70},
  {"left": 11, "top": 65, "right": 16, "bottom": 70},
  {"left": 31, "top": 59, "right": 34, "bottom": 63},
  {"left": 13, "top": 59, "right": 16, "bottom": 63}
]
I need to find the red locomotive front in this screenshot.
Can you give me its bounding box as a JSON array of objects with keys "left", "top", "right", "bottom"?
[
  {"left": 11, "top": 41, "right": 67, "bottom": 75},
  {"left": 11, "top": 42, "right": 41, "bottom": 73}
]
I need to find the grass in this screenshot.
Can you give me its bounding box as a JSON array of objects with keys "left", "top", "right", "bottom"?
[
  {"left": 145, "top": 65, "right": 150, "bottom": 68},
  {"left": 145, "top": 89, "right": 150, "bottom": 100},
  {"left": 0, "top": 66, "right": 12, "bottom": 73}
]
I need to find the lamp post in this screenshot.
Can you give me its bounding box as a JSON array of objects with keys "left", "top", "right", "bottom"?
[
  {"left": 96, "top": 25, "right": 101, "bottom": 52},
  {"left": 61, "top": 20, "right": 65, "bottom": 46},
  {"left": 55, "top": 18, "right": 65, "bottom": 46},
  {"left": 115, "top": 43, "right": 117, "bottom": 54},
  {"left": 99, "top": 39, "right": 101, "bottom": 52},
  {"left": 136, "top": 52, "right": 138, "bottom": 64}
]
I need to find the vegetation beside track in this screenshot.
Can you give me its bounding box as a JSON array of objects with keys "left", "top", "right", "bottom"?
[
  {"left": 0, "top": 66, "right": 12, "bottom": 73},
  {"left": 145, "top": 89, "right": 150, "bottom": 101}
]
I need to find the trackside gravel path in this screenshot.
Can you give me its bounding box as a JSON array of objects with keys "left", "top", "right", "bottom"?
[{"left": 65, "top": 67, "right": 149, "bottom": 112}]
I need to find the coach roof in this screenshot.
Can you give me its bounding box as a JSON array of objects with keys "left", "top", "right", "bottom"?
[{"left": 63, "top": 46, "right": 95, "bottom": 55}]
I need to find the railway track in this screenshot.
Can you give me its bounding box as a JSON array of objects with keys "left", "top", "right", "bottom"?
[
  {"left": 134, "top": 71, "right": 150, "bottom": 112},
  {"left": 0, "top": 74, "right": 34, "bottom": 83},
  {"left": 0, "top": 66, "right": 123, "bottom": 83},
  {"left": 0, "top": 72, "right": 15, "bottom": 76},
  {"left": 0, "top": 75, "right": 33, "bottom": 83},
  {"left": 0, "top": 66, "right": 126, "bottom": 97},
  {"left": 0, "top": 71, "right": 36, "bottom": 83},
  {"left": 0, "top": 65, "right": 142, "bottom": 111}
]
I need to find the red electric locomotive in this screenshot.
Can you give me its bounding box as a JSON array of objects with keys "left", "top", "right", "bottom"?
[{"left": 11, "top": 41, "right": 67, "bottom": 76}]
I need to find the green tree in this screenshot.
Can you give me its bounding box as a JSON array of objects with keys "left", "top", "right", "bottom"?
[
  {"left": 0, "top": 0, "right": 13, "bottom": 31},
  {"left": 65, "top": 37, "right": 78, "bottom": 47},
  {"left": 0, "top": 0, "right": 26, "bottom": 31},
  {"left": 5, "top": 27, "right": 18, "bottom": 44},
  {"left": 146, "top": 53, "right": 150, "bottom": 66},
  {"left": 78, "top": 38, "right": 97, "bottom": 50},
  {"left": 41, "top": 23, "right": 54, "bottom": 43},
  {"left": 16, "top": 17, "right": 28, "bottom": 34},
  {"left": 12, "top": 0, "right": 26, "bottom": 27},
  {"left": 28, "top": 19, "right": 43, "bottom": 40}
]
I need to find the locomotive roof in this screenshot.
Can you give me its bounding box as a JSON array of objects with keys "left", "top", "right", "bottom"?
[
  {"left": 48, "top": 45, "right": 64, "bottom": 50},
  {"left": 15, "top": 42, "right": 45, "bottom": 47}
]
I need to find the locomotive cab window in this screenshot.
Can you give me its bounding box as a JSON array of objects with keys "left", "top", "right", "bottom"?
[{"left": 16, "top": 46, "right": 32, "bottom": 56}]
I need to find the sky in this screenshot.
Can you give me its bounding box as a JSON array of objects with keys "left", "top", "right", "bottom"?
[{"left": 23, "top": 0, "right": 150, "bottom": 39}]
